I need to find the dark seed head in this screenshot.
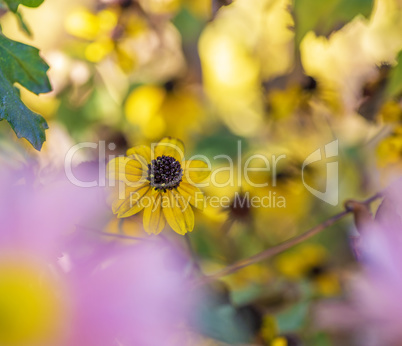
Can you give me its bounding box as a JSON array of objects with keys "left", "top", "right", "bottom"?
[
  {"left": 147, "top": 155, "right": 183, "bottom": 192},
  {"left": 229, "top": 193, "right": 251, "bottom": 221},
  {"left": 302, "top": 75, "right": 317, "bottom": 91},
  {"left": 306, "top": 264, "right": 327, "bottom": 279},
  {"left": 119, "top": 0, "right": 132, "bottom": 8},
  {"left": 163, "top": 80, "right": 176, "bottom": 93}
]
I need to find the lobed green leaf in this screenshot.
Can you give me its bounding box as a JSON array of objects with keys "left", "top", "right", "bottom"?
[
  {"left": 0, "top": 34, "right": 51, "bottom": 94},
  {"left": 0, "top": 33, "right": 51, "bottom": 150},
  {"left": 0, "top": 69, "right": 48, "bottom": 150}
]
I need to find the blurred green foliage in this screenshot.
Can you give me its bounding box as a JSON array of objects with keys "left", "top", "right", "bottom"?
[{"left": 294, "top": 0, "right": 374, "bottom": 44}]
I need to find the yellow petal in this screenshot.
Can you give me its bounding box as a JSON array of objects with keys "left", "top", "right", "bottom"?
[
  {"left": 177, "top": 182, "right": 204, "bottom": 210},
  {"left": 183, "top": 160, "right": 211, "bottom": 184},
  {"left": 154, "top": 137, "right": 185, "bottom": 162},
  {"left": 143, "top": 192, "right": 166, "bottom": 235},
  {"left": 126, "top": 145, "right": 152, "bottom": 165},
  {"left": 113, "top": 184, "right": 151, "bottom": 218},
  {"left": 162, "top": 190, "right": 194, "bottom": 235},
  {"left": 107, "top": 157, "right": 146, "bottom": 186}
]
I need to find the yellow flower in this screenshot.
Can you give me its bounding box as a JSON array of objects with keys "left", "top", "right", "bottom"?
[
  {"left": 107, "top": 137, "right": 210, "bottom": 235},
  {"left": 124, "top": 84, "right": 206, "bottom": 143},
  {"left": 274, "top": 243, "right": 341, "bottom": 296},
  {"left": 0, "top": 257, "right": 67, "bottom": 345},
  {"left": 271, "top": 336, "right": 288, "bottom": 346}
]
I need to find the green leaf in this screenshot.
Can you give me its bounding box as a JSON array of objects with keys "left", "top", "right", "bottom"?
[
  {"left": 194, "top": 127, "right": 249, "bottom": 159},
  {"left": 309, "top": 332, "right": 333, "bottom": 346},
  {"left": 275, "top": 300, "right": 309, "bottom": 333},
  {"left": 172, "top": 8, "right": 205, "bottom": 44},
  {"left": 192, "top": 284, "right": 261, "bottom": 344},
  {"left": 0, "top": 34, "right": 51, "bottom": 94},
  {"left": 293, "top": 0, "right": 374, "bottom": 44},
  {"left": 0, "top": 33, "right": 50, "bottom": 150},
  {"left": 386, "top": 51, "right": 402, "bottom": 99},
  {"left": 18, "top": 0, "right": 44, "bottom": 6},
  {"left": 3, "top": 0, "right": 44, "bottom": 12},
  {"left": 15, "top": 10, "right": 32, "bottom": 36},
  {"left": 0, "top": 71, "right": 48, "bottom": 150},
  {"left": 196, "top": 304, "right": 260, "bottom": 343}
]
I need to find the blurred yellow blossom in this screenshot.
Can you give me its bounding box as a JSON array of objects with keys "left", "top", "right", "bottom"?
[
  {"left": 138, "top": 0, "right": 181, "bottom": 14},
  {"left": 271, "top": 336, "right": 288, "bottom": 346},
  {"left": 301, "top": 0, "right": 402, "bottom": 115},
  {"left": 376, "top": 126, "right": 402, "bottom": 167},
  {"left": 65, "top": 7, "right": 103, "bottom": 41},
  {"left": 275, "top": 243, "right": 328, "bottom": 280},
  {"left": 199, "top": 0, "right": 294, "bottom": 136},
  {"left": 274, "top": 243, "right": 341, "bottom": 296},
  {"left": 0, "top": 258, "right": 67, "bottom": 345},
  {"left": 379, "top": 100, "right": 402, "bottom": 122},
  {"left": 124, "top": 84, "right": 205, "bottom": 142}
]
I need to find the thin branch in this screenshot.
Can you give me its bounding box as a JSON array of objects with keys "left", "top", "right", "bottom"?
[
  {"left": 185, "top": 233, "right": 202, "bottom": 273},
  {"left": 118, "top": 219, "right": 125, "bottom": 234},
  {"left": 78, "top": 224, "right": 151, "bottom": 242},
  {"left": 202, "top": 193, "right": 382, "bottom": 282},
  {"left": 98, "top": 231, "right": 149, "bottom": 242}
]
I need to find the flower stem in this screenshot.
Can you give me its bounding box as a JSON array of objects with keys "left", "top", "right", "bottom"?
[
  {"left": 202, "top": 193, "right": 382, "bottom": 282},
  {"left": 77, "top": 224, "right": 151, "bottom": 242},
  {"left": 185, "top": 233, "right": 202, "bottom": 273}
]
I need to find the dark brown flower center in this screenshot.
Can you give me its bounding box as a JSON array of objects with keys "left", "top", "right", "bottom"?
[{"left": 147, "top": 155, "right": 183, "bottom": 192}]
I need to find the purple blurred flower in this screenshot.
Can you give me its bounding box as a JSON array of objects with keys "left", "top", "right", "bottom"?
[
  {"left": 316, "top": 180, "right": 402, "bottom": 345},
  {"left": 67, "top": 241, "right": 189, "bottom": 345},
  {"left": 0, "top": 167, "right": 190, "bottom": 345}
]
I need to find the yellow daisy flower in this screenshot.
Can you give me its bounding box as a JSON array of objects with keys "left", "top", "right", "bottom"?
[{"left": 107, "top": 137, "right": 210, "bottom": 235}]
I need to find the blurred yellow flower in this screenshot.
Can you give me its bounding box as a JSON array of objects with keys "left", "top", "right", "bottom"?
[
  {"left": 314, "top": 272, "right": 341, "bottom": 297},
  {"left": 300, "top": 0, "right": 402, "bottom": 115},
  {"left": 124, "top": 84, "right": 205, "bottom": 142},
  {"left": 379, "top": 100, "right": 402, "bottom": 123},
  {"left": 275, "top": 243, "right": 327, "bottom": 280},
  {"left": 271, "top": 336, "right": 288, "bottom": 346},
  {"left": 377, "top": 125, "right": 402, "bottom": 167},
  {"left": 65, "top": 2, "right": 186, "bottom": 74},
  {"left": 260, "top": 315, "right": 278, "bottom": 344},
  {"left": 65, "top": 7, "right": 101, "bottom": 41},
  {"left": 199, "top": 143, "right": 314, "bottom": 247},
  {"left": 65, "top": 6, "right": 143, "bottom": 69},
  {"left": 199, "top": 0, "right": 294, "bottom": 136},
  {"left": 274, "top": 243, "right": 341, "bottom": 296},
  {"left": 138, "top": 0, "right": 181, "bottom": 14},
  {"left": 125, "top": 85, "right": 167, "bottom": 139},
  {"left": 0, "top": 258, "right": 67, "bottom": 345},
  {"left": 107, "top": 137, "right": 210, "bottom": 235},
  {"left": 183, "top": 0, "right": 211, "bottom": 18},
  {"left": 85, "top": 37, "right": 115, "bottom": 62},
  {"left": 224, "top": 263, "right": 272, "bottom": 290}
]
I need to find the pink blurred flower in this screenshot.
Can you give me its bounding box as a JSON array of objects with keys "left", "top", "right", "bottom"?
[
  {"left": 316, "top": 180, "right": 402, "bottom": 345},
  {"left": 66, "top": 240, "right": 189, "bottom": 345},
  {"left": 0, "top": 166, "right": 190, "bottom": 345}
]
